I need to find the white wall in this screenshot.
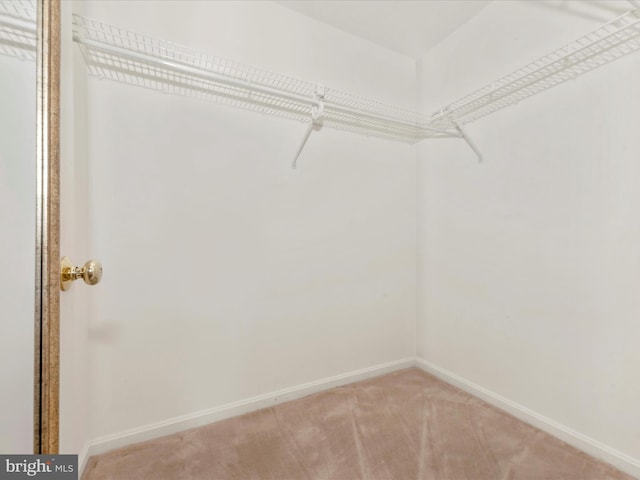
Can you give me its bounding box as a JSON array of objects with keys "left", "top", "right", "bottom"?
[
  {"left": 82, "top": 0, "right": 417, "bottom": 441},
  {"left": 0, "top": 54, "right": 36, "bottom": 454},
  {"left": 417, "top": 0, "right": 640, "bottom": 472}
]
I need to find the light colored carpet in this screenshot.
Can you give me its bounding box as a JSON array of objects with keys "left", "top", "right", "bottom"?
[{"left": 83, "top": 368, "right": 634, "bottom": 479}]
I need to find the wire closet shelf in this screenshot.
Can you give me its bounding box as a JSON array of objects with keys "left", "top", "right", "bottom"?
[
  {"left": 430, "top": 9, "right": 640, "bottom": 130},
  {"left": 72, "top": 14, "right": 454, "bottom": 145},
  {"left": 72, "top": 9, "right": 640, "bottom": 157},
  {"left": 0, "top": 0, "right": 36, "bottom": 61}
]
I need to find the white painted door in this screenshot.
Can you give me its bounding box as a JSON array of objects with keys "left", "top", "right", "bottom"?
[{"left": 0, "top": 33, "right": 37, "bottom": 452}]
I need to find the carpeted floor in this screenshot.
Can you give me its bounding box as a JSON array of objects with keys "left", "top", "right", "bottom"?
[{"left": 82, "top": 368, "right": 633, "bottom": 479}]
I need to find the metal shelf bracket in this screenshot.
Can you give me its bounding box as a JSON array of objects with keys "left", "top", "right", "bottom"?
[
  {"left": 292, "top": 84, "right": 325, "bottom": 169},
  {"left": 455, "top": 121, "right": 483, "bottom": 163}
]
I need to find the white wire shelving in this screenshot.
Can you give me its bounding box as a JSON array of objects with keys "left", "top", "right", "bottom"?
[
  {"left": 430, "top": 9, "right": 640, "bottom": 131},
  {"left": 71, "top": 8, "right": 640, "bottom": 164},
  {"left": 0, "top": 0, "right": 36, "bottom": 61},
  {"left": 72, "top": 13, "right": 456, "bottom": 156}
]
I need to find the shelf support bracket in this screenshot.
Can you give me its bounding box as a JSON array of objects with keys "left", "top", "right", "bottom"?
[
  {"left": 292, "top": 84, "right": 325, "bottom": 170},
  {"left": 455, "top": 121, "right": 483, "bottom": 163}
]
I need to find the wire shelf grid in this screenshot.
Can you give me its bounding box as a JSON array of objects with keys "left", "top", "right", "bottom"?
[
  {"left": 72, "top": 14, "right": 450, "bottom": 144},
  {"left": 430, "top": 10, "right": 640, "bottom": 129},
  {"left": 0, "top": 0, "right": 36, "bottom": 61},
  {"left": 73, "top": 9, "right": 640, "bottom": 151}
]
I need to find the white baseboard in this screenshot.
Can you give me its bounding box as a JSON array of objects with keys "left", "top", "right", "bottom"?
[
  {"left": 82, "top": 356, "right": 639, "bottom": 479},
  {"left": 415, "top": 358, "right": 640, "bottom": 479},
  {"left": 77, "top": 442, "right": 90, "bottom": 477},
  {"left": 84, "top": 357, "right": 415, "bottom": 463}
]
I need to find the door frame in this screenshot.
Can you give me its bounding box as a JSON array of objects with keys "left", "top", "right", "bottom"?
[{"left": 34, "top": 0, "right": 60, "bottom": 454}]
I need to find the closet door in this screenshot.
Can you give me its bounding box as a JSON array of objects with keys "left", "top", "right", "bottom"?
[{"left": 0, "top": 0, "right": 37, "bottom": 453}]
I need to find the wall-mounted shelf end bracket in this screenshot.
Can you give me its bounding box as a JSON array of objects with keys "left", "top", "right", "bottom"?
[
  {"left": 455, "top": 121, "right": 483, "bottom": 163},
  {"left": 292, "top": 84, "right": 325, "bottom": 170}
]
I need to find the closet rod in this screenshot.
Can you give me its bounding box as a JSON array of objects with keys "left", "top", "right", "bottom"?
[
  {"left": 72, "top": 13, "right": 460, "bottom": 147},
  {"left": 430, "top": 9, "right": 640, "bottom": 129},
  {"left": 76, "top": 36, "right": 453, "bottom": 139},
  {"left": 0, "top": 13, "right": 35, "bottom": 33},
  {"left": 450, "top": 13, "right": 639, "bottom": 122},
  {"left": 77, "top": 38, "right": 313, "bottom": 108}
]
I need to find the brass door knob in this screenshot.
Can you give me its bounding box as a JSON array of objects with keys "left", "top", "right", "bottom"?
[{"left": 61, "top": 257, "right": 103, "bottom": 291}]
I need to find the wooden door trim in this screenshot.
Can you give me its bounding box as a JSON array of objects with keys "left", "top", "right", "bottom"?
[{"left": 35, "top": 0, "right": 61, "bottom": 454}]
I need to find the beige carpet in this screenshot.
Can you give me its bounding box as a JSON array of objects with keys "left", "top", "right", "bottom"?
[{"left": 83, "top": 368, "right": 633, "bottom": 479}]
